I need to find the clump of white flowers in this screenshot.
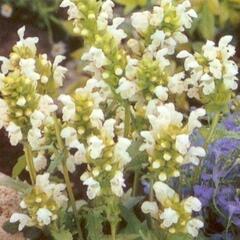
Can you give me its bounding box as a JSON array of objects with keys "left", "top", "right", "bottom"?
[
  {"left": 141, "top": 181, "right": 203, "bottom": 237},
  {"left": 0, "top": 0, "right": 239, "bottom": 239},
  {"left": 10, "top": 173, "right": 67, "bottom": 230}
]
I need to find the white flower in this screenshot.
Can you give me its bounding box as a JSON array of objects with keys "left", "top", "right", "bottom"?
[
  {"left": 90, "top": 109, "right": 104, "bottom": 128},
  {"left": 150, "top": 6, "right": 164, "bottom": 26},
  {"left": 125, "top": 57, "right": 138, "bottom": 80},
  {"left": 6, "top": 122, "right": 22, "bottom": 146},
  {"left": 83, "top": 177, "right": 101, "bottom": 199},
  {"left": 188, "top": 108, "right": 206, "bottom": 132},
  {"left": 186, "top": 219, "right": 204, "bottom": 237},
  {"left": 1, "top": 3, "right": 13, "bottom": 18},
  {"left": 53, "top": 55, "right": 67, "bottom": 87},
  {"left": 153, "top": 181, "right": 176, "bottom": 204},
  {"left": 168, "top": 72, "right": 186, "bottom": 94},
  {"left": 16, "top": 96, "right": 26, "bottom": 107},
  {"left": 30, "top": 110, "right": 45, "bottom": 128},
  {"left": 39, "top": 95, "right": 58, "bottom": 116},
  {"left": 148, "top": 30, "right": 165, "bottom": 54},
  {"left": 33, "top": 152, "right": 47, "bottom": 172},
  {"left": 110, "top": 171, "right": 126, "bottom": 197},
  {"left": 141, "top": 201, "right": 159, "bottom": 218},
  {"left": 10, "top": 213, "right": 32, "bottom": 231},
  {"left": 82, "top": 47, "right": 107, "bottom": 69},
  {"left": 58, "top": 94, "right": 76, "bottom": 121},
  {"left": 184, "top": 146, "right": 206, "bottom": 165},
  {"left": 28, "top": 128, "right": 42, "bottom": 150},
  {"left": 36, "top": 208, "right": 53, "bottom": 226},
  {"left": 61, "top": 127, "right": 80, "bottom": 149},
  {"left": 101, "top": 0, "right": 114, "bottom": 19},
  {"left": 140, "top": 131, "right": 155, "bottom": 154},
  {"left": 154, "top": 86, "right": 168, "bottom": 101},
  {"left": 131, "top": 11, "right": 150, "bottom": 33},
  {"left": 114, "top": 137, "right": 132, "bottom": 166},
  {"left": 88, "top": 136, "right": 105, "bottom": 159},
  {"left": 19, "top": 58, "right": 40, "bottom": 81},
  {"left": 175, "top": 134, "right": 190, "bottom": 155},
  {"left": 184, "top": 196, "right": 202, "bottom": 213},
  {"left": 51, "top": 42, "right": 66, "bottom": 57},
  {"left": 0, "top": 56, "right": 11, "bottom": 74},
  {"left": 16, "top": 26, "right": 39, "bottom": 54},
  {"left": 160, "top": 208, "right": 179, "bottom": 228},
  {"left": 102, "top": 118, "right": 116, "bottom": 139},
  {"left": 116, "top": 77, "right": 138, "bottom": 100},
  {"left": 60, "top": 0, "right": 80, "bottom": 20},
  {"left": 108, "top": 18, "right": 127, "bottom": 44},
  {"left": 0, "top": 99, "right": 8, "bottom": 129}
]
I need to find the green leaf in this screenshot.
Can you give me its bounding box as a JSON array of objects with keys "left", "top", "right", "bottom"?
[
  {"left": 2, "top": 221, "right": 19, "bottom": 235},
  {"left": 12, "top": 155, "right": 26, "bottom": 178},
  {"left": 85, "top": 209, "right": 105, "bottom": 240},
  {"left": 168, "top": 233, "right": 193, "bottom": 240},
  {"left": 0, "top": 173, "right": 30, "bottom": 193},
  {"left": 23, "top": 227, "right": 43, "bottom": 240},
  {"left": 47, "top": 152, "right": 64, "bottom": 173},
  {"left": 198, "top": 3, "right": 215, "bottom": 40},
  {"left": 52, "top": 229, "right": 73, "bottom": 240},
  {"left": 120, "top": 205, "right": 150, "bottom": 239}
]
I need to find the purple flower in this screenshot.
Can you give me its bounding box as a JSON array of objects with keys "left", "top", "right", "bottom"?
[
  {"left": 194, "top": 185, "right": 214, "bottom": 207},
  {"left": 223, "top": 113, "right": 240, "bottom": 132},
  {"left": 210, "top": 138, "right": 240, "bottom": 160}
]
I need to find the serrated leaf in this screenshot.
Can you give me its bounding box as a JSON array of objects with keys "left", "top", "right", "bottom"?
[
  {"left": 0, "top": 173, "right": 30, "bottom": 193},
  {"left": 2, "top": 221, "right": 19, "bottom": 235},
  {"left": 85, "top": 209, "right": 105, "bottom": 240},
  {"left": 23, "top": 227, "right": 43, "bottom": 240},
  {"left": 120, "top": 205, "right": 149, "bottom": 239},
  {"left": 52, "top": 229, "right": 73, "bottom": 240},
  {"left": 12, "top": 155, "right": 26, "bottom": 178}
]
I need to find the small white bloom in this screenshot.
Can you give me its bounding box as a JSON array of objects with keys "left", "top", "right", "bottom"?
[
  {"left": 153, "top": 181, "right": 176, "bottom": 205},
  {"left": 28, "top": 128, "right": 42, "bottom": 150},
  {"left": 10, "top": 213, "right": 32, "bottom": 231},
  {"left": 0, "top": 99, "right": 8, "bottom": 129},
  {"left": 184, "top": 196, "right": 202, "bottom": 213},
  {"left": 30, "top": 110, "right": 45, "bottom": 128},
  {"left": 88, "top": 136, "right": 105, "bottom": 159},
  {"left": 114, "top": 137, "right": 132, "bottom": 166},
  {"left": 60, "top": 0, "right": 80, "bottom": 20},
  {"left": 6, "top": 122, "right": 22, "bottom": 146},
  {"left": 36, "top": 208, "right": 53, "bottom": 226},
  {"left": 103, "top": 118, "right": 116, "bottom": 139},
  {"left": 108, "top": 18, "right": 127, "bottom": 44},
  {"left": 82, "top": 47, "right": 107, "bottom": 69},
  {"left": 188, "top": 108, "right": 206, "bottom": 132},
  {"left": 53, "top": 55, "right": 67, "bottom": 87},
  {"left": 1, "top": 3, "right": 13, "bottom": 18},
  {"left": 175, "top": 134, "right": 190, "bottom": 155},
  {"left": 160, "top": 208, "right": 179, "bottom": 228},
  {"left": 141, "top": 201, "right": 159, "bottom": 218},
  {"left": 16, "top": 26, "right": 39, "bottom": 54},
  {"left": 33, "top": 152, "right": 47, "bottom": 172},
  {"left": 0, "top": 56, "right": 11, "bottom": 74},
  {"left": 58, "top": 94, "right": 76, "bottom": 121},
  {"left": 83, "top": 177, "right": 101, "bottom": 199},
  {"left": 116, "top": 77, "right": 138, "bottom": 100},
  {"left": 154, "top": 86, "right": 168, "bottom": 101},
  {"left": 110, "top": 171, "right": 125, "bottom": 197},
  {"left": 19, "top": 58, "right": 40, "bottom": 81},
  {"left": 90, "top": 109, "right": 104, "bottom": 128},
  {"left": 184, "top": 146, "right": 206, "bottom": 165},
  {"left": 39, "top": 95, "right": 58, "bottom": 116},
  {"left": 186, "top": 218, "right": 204, "bottom": 237},
  {"left": 131, "top": 11, "right": 150, "bottom": 33}
]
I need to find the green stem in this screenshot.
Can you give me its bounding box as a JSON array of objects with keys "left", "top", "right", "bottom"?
[
  {"left": 110, "top": 223, "right": 117, "bottom": 240},
  {"left": 124, "top": 102, "right": 131, "bottom": 138},
  {"left": 193, "top": 112, "right": 221, "bottom": 184},
  {"left": 53, "top": 117, "right": 83, "bottom": 240},
  {"left": 24, "top": 143, "right": 36, "bottom": 184},
  {"left": 132, "top": 172, "right": 139, "bottom": 197}
]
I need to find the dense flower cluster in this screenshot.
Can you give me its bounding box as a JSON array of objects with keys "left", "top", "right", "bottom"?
[
  {"left": 142, "top": 182, "right": 203, "bottom": 237},
  {"left": 0, "top": 0, "right": 239, "bottom": 239}
]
